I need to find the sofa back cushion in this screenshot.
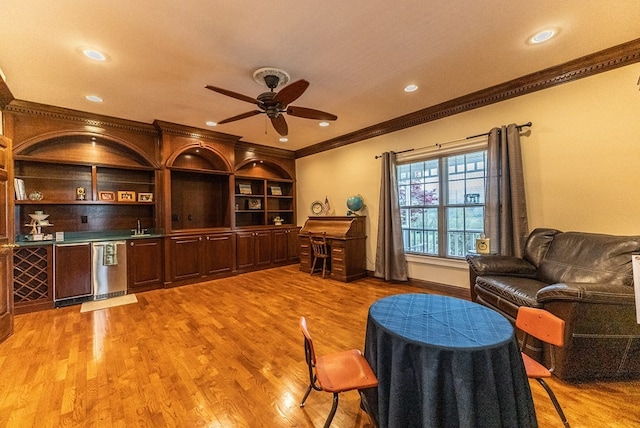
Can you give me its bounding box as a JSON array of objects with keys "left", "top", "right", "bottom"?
[
  {"left": 537, "top": 231, "right": 640, "bottom": 286},
  {"left": 523, "top": 228, "right": 561, "bottom": 267}
]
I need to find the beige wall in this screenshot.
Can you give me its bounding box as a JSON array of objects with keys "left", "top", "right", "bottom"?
[{"left": 296, "top": 63, "right": 640, "bottom": 289}]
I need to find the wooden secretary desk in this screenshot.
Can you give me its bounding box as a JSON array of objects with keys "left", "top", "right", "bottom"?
[{"left": 299, "top": 216, "right": 367, "bottom": 282}]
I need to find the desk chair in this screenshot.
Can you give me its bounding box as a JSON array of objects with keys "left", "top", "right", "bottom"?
[
  {"left": 309, "top": 232, "right": 330, "bottom": 278},
  {"left": 516, "top": 307, "right": 570, "bottom": 428},
  {"left": 299, "top": 316, "right": 378, "bottom": 428}
]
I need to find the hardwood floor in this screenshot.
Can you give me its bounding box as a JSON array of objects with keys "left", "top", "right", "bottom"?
[{"left": 0, "top": 265, "right": 639, "bottom": 427}]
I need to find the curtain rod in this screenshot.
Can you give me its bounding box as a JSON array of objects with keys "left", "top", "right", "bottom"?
[
  {"left": 466, "top": 121, "right": 532, "bottom": 140},
  {"left": 374, "top": 121, "right": 532, "bottom": 159}
]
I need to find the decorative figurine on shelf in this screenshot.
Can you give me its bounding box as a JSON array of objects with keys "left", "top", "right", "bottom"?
[
  {"left": 27, "top": 211, "right": 52, "bottom": 240},
  {"left": 76, "top": 187, "right": 86, "bottom": 201},
  {"left": 273, "top": 216, "right": 284, "bottom": 226}
]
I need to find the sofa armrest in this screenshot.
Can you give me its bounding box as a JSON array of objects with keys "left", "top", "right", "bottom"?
[
  {"left": 537, "top": 282, "right": 636, "bottom": 305},
  {"left": 466, "top": 255, "right": 537, "bottom": 278}
]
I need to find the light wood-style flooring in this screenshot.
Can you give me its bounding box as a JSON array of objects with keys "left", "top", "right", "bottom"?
[{"left": 1, "top": 265, "right": 639, "bottom": 427}]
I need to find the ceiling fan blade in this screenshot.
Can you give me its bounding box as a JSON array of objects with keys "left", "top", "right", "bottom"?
[
  {"left": 205, "top": 85, "right": 261, "bottom": 105},
  {"left": 273, "top": 79, "right": 310, "bottom": 106},
  {"left": 270, "top": 114, "right": 289, "bottom": 136},
  {"left": 287, "top": 106, "right": 338, "bottom": 121},
  {"left": 217, "top": 110, "right": 262, "bottom": 124}
]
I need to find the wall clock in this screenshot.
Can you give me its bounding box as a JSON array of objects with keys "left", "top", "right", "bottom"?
[{"left": 311, "top": 200, "right": 324, "bottom": 215}]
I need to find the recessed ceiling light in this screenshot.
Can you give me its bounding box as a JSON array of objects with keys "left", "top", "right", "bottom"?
[
  {"left": 85, "top": 95, "right": 103, "bottom": 103},
  {"left": 206, "top": 121, "right": 217, "bottom": 127},
  {"left": 404, "top": 84, "right": 418, "bottom": 93},
  {"left": 279, "top": 137, "right": 288, "bottom": 142},
  {"left": 82, "top": 49, "right": 107, "bottom": 61},
  {"left": 319, "top": 122, "right": 330, "bottom": 127},
  {"left": 529, "top": 29, "right": 556, "bottom": 44}
]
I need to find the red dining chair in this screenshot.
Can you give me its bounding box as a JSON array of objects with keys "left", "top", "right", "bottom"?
[
  {"left": 516, "top": 307, "right": 570, "bottom": 428},
  {"left": 299, "top": 316, "right": 378, "bottom": 428}
]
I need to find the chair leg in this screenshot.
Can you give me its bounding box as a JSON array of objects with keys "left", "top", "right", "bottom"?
[
  {"left": 537, "top": 378, "right": 570, "bottom": 428},
  {"left": 300, "top": 384, "right": 313, "bottom": 407},
  {"left": 310, "top": 256, "right": 318, "bottom": 276},
  {"left": 321, "top": 258, "right": 326, "bottom": 279},
  {"left": 323, "top": 393, "right": 339, "bottom": 428}
]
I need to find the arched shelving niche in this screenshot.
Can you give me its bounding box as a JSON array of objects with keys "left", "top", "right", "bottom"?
[
  {"left": 166, "top": 146, "right": 232, "bottom": 231},
  {"left": 12, "top": 133, "right": 159, "bottom": 237},
  {"left": 13, "top": 132, "right": 157, "bottom": 169},
  {"left": 233, "top": 159, "right": 296, "bottom": 228}
]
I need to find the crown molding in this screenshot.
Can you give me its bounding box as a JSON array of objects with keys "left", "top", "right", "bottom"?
[
  {"left": 295, "top": 38, "right": 640, "bottom": 159},
  {"left": 153, "top": 119, "right": 243, "bottom": 145},
  {"left": 0, "top": 76, "right": 14, "bottom": 109},
  {"left": 4, "top": 99, "right": 157, "bottom": 135}
]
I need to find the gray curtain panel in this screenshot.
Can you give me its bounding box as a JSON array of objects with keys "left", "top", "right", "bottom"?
[
  {"left": 375, "top": 152, "right": 408, "bottom": 281},
  {"left": 485, "top": 124, "right": 529, "bottom": 257}
]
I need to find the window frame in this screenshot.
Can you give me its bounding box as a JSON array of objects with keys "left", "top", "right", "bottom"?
[{"left": 397, "top": 146, "right": 487, "bottom": 259}]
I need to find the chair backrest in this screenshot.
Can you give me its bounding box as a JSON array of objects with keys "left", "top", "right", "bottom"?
[
  {"left": 516, "top": 307, "right": 565, "bottom": 347},
  {"left": 300, "top": 316, "right": 317, "bottom": 369},
  {"left": 309, "top": 233, "right": 328, "bottom": 257}
]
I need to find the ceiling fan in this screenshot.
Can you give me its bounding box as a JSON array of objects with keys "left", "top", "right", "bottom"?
[{"left": 205, "top": 68, "right": 337, "bottom": 137}]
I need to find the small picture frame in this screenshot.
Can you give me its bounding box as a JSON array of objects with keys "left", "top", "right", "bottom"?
[
  {"left": 138, "top": 192, "right": 154, "bottom": 203},
  {"left": 239, "top": 184, "right": 252, "bottom": 195},
  {"left": 99, "top": 191, "right": 116, "bottom": 201},
  {"left": 248, "top": 198, "right": 262, "bottom": 210},
  {"left": 270, "top": 186, "right": 282, "bottom": 196},
  {"left": 117, "top": 191, "right": 136, "bottom": 202}
]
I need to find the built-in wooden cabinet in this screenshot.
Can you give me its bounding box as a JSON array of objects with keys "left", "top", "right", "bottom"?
[
  {"left": 13, "top": 245, "right": 53, "bottom": 314},
  {"left": 203, "top": 232, "right": 235, "bottom": 276},
  {"left": 236, "top": 229, "right": 272, "bottom": 271},
  {"left": 127, "top": 238, "right": 163, "bottom": 292},
  {"left": 5, "top": 106, "right": 301, "bottom": 312},
  {"left": 167, "top": 232, "right": 235, "bottom": 285},
  {"left": 272, "top": 227, "right": 301, "bottom": 264},
  {"left": 54, "top": 243, "right": 92, "bottom": 301}
]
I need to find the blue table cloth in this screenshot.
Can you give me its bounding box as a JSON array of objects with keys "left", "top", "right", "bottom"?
[{"left": 362, "top": 293, "right": 537, "bottom": 428}]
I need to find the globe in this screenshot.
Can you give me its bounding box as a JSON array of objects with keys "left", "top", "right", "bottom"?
[{"left": 346, "top": 195, "right": 364, "bottom": 215}]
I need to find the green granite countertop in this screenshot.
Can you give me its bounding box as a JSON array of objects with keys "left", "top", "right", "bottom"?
[{"left": 16, "top": 230, "right": 164, "bottom": 247}]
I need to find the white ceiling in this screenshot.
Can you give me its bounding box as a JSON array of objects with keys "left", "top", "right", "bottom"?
[{"left": 2, "top": 1, "right": 640, "bottom": 151}]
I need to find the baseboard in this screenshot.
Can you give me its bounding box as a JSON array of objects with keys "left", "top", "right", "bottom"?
[{"left": 366, "top": 270, "right": 471, "bottom": 300}]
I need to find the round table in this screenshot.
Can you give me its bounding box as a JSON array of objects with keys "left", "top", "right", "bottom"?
[{"left": 361, "top": 293, "right": 537, "bottom": 428}]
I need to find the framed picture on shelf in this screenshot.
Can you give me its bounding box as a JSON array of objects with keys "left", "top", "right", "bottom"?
[
  {"left": 117, "top": 191, "right": 136, "bottom": 202},
  {"left": 239, "top": 184, "right": 252, "bottom": 195},
  {"left": 248, "top": 198, "right": 262, "bottom": 210},
  {"left": 138, "top": 192, "right": 154, "bottom": 202},
  {"left": 98, "top": 191, "right": 116, "bottom": 201},
  {"left": 270, "top": 186, "right": 282, "bottom": 196}
]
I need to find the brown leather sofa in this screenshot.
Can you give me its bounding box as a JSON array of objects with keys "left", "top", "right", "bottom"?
[{"left": 466, "top": 228, "right": 640, "bottom": 381}]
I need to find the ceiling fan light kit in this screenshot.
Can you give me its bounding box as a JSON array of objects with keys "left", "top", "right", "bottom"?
[{"left": 205, "top": 67, "right": 337, "bottom": 137}]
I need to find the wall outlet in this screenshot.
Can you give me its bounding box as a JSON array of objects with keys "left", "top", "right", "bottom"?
[{"left": 81, "top": 215, "right": 88, "bottom": 223}]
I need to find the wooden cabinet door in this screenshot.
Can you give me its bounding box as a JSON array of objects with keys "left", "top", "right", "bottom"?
[
  {"left": 0, "top": 135, "right": 12, "bottom": 342},
  {"left": 236, "top": 231, "right": 256, "bottom": 270},
  {"left": 203, "top": 233, "right": 234, "bottom": 275},
  {"left": 169, "top": 235, "right": 202, "bottom": 281},
  {"left": 272, "top": 229, "right": 288, "bottom": 263},
  {"left": 127, "top": 238, "right": 163, "bottom": 290},
  {"left": 287, "top": 227, "right": 301, "bottom": 261},
  {"left": 254, "top": 230, "right": 272, "bottom": 267},
  {"left": 55, "top": 243, "right": 92, "bottom": 300}
]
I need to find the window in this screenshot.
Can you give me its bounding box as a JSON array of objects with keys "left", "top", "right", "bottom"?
[{"left": 397, "top": 149, "right": 487, "bottom": 258}]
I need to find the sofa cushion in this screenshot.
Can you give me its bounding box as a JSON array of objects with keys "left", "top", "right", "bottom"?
[
  {"left": 537, "top": 231, "right": 640, "bottom": 286},
  {"left": 475, "top": 275, "right": 546, "bottom": 309},
  {"left": 523, "top": 228, "right": 560, "bottom": 267}
]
